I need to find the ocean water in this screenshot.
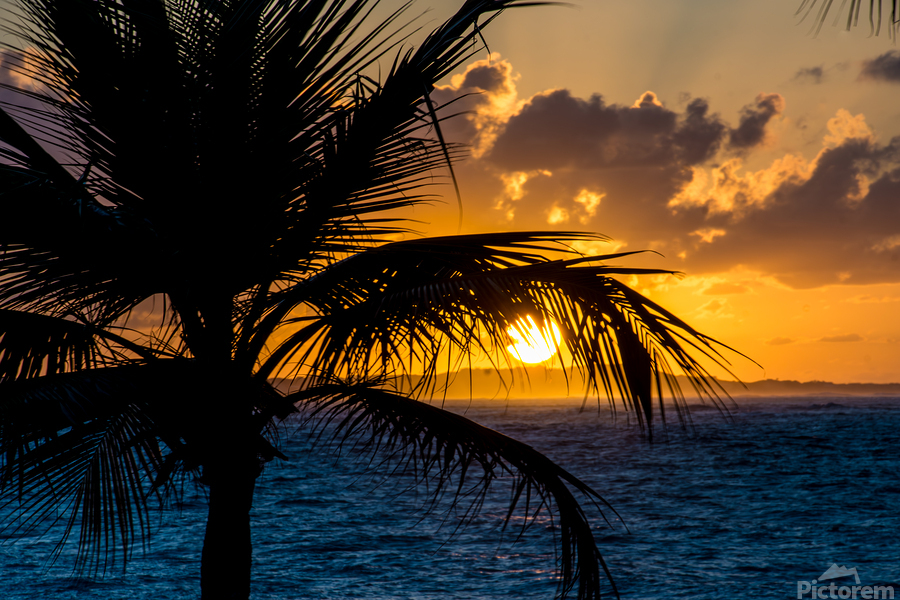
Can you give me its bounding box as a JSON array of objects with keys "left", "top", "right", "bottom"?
[{"left": 2, "top": 396, "right": 899, "bottom": 599}]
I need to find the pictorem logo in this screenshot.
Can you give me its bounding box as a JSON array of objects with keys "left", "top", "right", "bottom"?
[{"left": 797, "top": 563, "right": 894, "bottom": 599}]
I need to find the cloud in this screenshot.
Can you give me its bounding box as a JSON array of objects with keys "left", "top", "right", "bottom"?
[
  {"left": 703, "top": 282, "right": 749, "bottom": 295},
  {"left": 766, "top": 337, "right": 795, "bottom": 346},
  {"left": 437, "top": 58, "right": 900, "bottom": 289},
  {"left": 728, "top": 93, "right": 785, "bottom": 150},
  {"left": 0, "top": 48, "right": 67, "bottom": 162},
  {"left": 546, "top": 203, "right": 569, "bottom": 225},
  {"left": 843, "top": 294, "right": 900, "bottom": 304},
  {"left": 670, "top": 154, "right": 810, "bottom": 217},
  {"left": 432, "top": 56, "right": 521, "bottom": 157},
  {"left": 823, "top": 109, "right": 874, "bottom": 149},
  {"left": 793, "top": 65, "right": 825, "bottom": 84},
  {"left": 670, "top": 111, "right": 900, "bottom": 288},
  {"left": 691, "top": 227, "right": 726, "bottom": 244},
  {"left": 573, "top": 189, "right": 603, "bottom": 218},
  {"left": 695, "top": 298, "right": 733, "bottom": 319},
  {"left": 859, "top": 51, "right": 900, "bottom": 83},
  {"left": 674, "top": 98, "right": 729, "bottom": 164},
  {"left": 0, "top": 51, "right": 18, "bottom": 87},
  {"left": 453, "top": 60, "right": 514, "bottom": 95},
  {"left": 487, "top": 89, "right": 726, "bottom": 171},
  {"left": 0, "top": 49, "right": 42, "bottom": 90},
  {"left": 819, "top": 334, "right": 864, "bottom": 342},
  {"left": 0, "top": 49, "right": 47, "bottom": 108}
]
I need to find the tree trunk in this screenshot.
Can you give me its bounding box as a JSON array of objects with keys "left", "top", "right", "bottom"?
[{"left": 200, "top": 453, "right": 260, "bottom": 600}]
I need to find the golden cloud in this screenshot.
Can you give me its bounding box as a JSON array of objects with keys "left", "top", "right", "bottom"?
[
  {"left": 438, "top": 57, "right": 900, "bottom": 288},
  {"left": 546, "top": 203, "right": 569, "bottom": 225},
  {"left": 435, "top": 54, "right": 522, "bottom": 158},
  {"left": 573, "top": 189, "right": 604, "bottom": 224}
]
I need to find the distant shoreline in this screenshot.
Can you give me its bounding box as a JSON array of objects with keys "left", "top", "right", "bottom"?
[
  {"left": 423, "top": 396, "right": 900, "bottom": 415},
  {"left": 709, "top": 378, "right": 900, "bottom": 398},
  {"left": 273, "top": 369, "right": 900, "bottom": 402}
]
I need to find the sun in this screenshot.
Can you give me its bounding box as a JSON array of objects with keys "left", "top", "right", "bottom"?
[{"left": 506, "top": 316, "right": 562, "bottom": 364}]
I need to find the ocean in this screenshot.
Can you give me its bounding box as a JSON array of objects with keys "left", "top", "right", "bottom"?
[{"left": 2, "top": 396, "right": 899, "bottom": 599}]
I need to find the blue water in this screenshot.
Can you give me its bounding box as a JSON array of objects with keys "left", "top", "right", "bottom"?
[{"left": 2, "top": 396, "right": 899, "bottom": 599}]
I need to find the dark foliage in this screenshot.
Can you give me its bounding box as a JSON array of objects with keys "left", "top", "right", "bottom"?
[{"left": 0, "top": 1, "right": 741, "bottom": 598}]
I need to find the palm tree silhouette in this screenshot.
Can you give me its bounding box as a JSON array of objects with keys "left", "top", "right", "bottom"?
[{"left": 0, "top": 1, "right": 739, "bottom": 598}]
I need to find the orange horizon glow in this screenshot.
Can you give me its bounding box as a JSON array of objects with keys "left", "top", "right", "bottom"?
[{"left": 412, "top": 5, "right": 900, "bottom": 385}]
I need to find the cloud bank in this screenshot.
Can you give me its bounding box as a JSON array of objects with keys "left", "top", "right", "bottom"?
[
  {"left": 859, "top": 51, "right": 900, "bottom": 83},
  {"left": 793, "top": 65, "right": 824, "bottom": 84},
  {"left": 438, "top": 58, "right": 900, "bottom": 289}
]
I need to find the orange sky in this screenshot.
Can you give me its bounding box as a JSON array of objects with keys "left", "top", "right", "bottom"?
[
  {"left": 402, "top": 0, "right": 900, "bottom": 384},
  {"left": 1, "top": 1, "right": 897, "bottom": 385}
]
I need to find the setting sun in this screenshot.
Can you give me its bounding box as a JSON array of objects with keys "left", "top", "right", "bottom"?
[{"left": 506, "top": 316, "right": 562, "bottom": 364}]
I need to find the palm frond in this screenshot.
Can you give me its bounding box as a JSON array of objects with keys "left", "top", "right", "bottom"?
[
  {"left": 0, "top": 1, "right": 753, "bottom": 596},
  {"left": 0, "top": 156, "right": 159, "bottom": 324},
  {"left": 797, "top": 0, "right": 899, "bottom": 38},
  {"left": 255, "top": 233, "right": 745, "bottom": 437},
  {"left": 290, "top": 382, "right": 617, "bottom": 600},
  {"left": 0, "top": 1, "right": 496, "bottom": 296},
  {"left": 0, "top": 308, "right": 159, "bottom": 381},
  {"left": 0, "top": 400, "right": 163, "bottom": 574},
  {"left": 245, "top": 231, "right": 587, "bottom": 365},
  {"left": 0, "top": 365, "right": 172, "bottom": 573},
  {"left": 0, "top": 358, "right": 294, "bottom": 573}
]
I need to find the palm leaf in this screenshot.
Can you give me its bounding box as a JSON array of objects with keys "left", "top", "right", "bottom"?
[
  {"left": 0, "top": 365, "right": 169, "bottom": 572},
  {"left": 0, "top": 309, "right": 108, "bottom": 380},
  {"left": 0, "top": 401, "right": 162, "bottom": 573},
  {"left": 254, "top": 233, "right": 744, "bottom": 437},
  {"left": 0, "top": 158, "right": 157, "bottom": 324},
  {"left": 0, "top": 359, "right": 283, "bottom": 571},
  {"left": 797, "top": 0, "right": 899, "bottom": 37},
  {"left": 290, "top": 382, "right": 618, "bottom": 600},
  {"left": 0, "top": 1, "right": 752, "bottom": 597}
]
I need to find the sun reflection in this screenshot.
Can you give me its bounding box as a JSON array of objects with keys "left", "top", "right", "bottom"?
[{"left": 506, "top": 316, "right": 562, "bottom": 364}]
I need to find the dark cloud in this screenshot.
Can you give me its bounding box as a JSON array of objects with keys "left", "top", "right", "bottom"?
[
  {"left": 487, "top": 89, "right": 726, "bottom": 171},
  {"left": 456, "top": 62, "right": 514, "bottom": 95},
  {"left": 703, "top": 282, "right": 749, "bottom": 295},
  {"left": 673, "top": 98, "right": 728, "bottom": 164},
  {"left": 793, "top": 65, "right": 824, "bottom": 84},
  {"left": 820, "top": 334, "right": 864, "bottom": 342},
  {"left": 430, "top": 58, "right": 521, "bottom": 157},
  {"left": 728, "top": 93, "right": 784, "bottom": 150},
  {"left": 435, "top": 61, "right": 900, "bottom": 289},
  {"left": 766, "top": 337, "right": 795, "bottom": 346},
  {"left": 486, "top": 101, "right": 900, "bottom": 288},
  {"left": 674, "top": 132, "right": 900, "bottom": 288},
  {"left": 859, "top": 51, "right": 900, "bottom": 83}
]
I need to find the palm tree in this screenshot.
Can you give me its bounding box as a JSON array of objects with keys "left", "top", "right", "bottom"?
[{"left": 0, "top": 1, "right": 739, "bottom": 599}]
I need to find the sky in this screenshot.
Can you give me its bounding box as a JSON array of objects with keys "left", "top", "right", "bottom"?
[
  {"left": 0, "top": 0, "right": 897, "bottom": 385},
  {"left": 396, "top": 0, "right": 900, "bottom": 385}
]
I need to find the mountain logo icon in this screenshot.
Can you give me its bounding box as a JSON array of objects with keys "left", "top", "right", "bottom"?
[{"left": 816, "top": 564, "right": 861, "bottom": 585}]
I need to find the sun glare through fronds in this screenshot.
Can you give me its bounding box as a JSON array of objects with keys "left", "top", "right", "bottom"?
[{"left": 506, "top": 316, "right": 562, "bottom": 364}]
